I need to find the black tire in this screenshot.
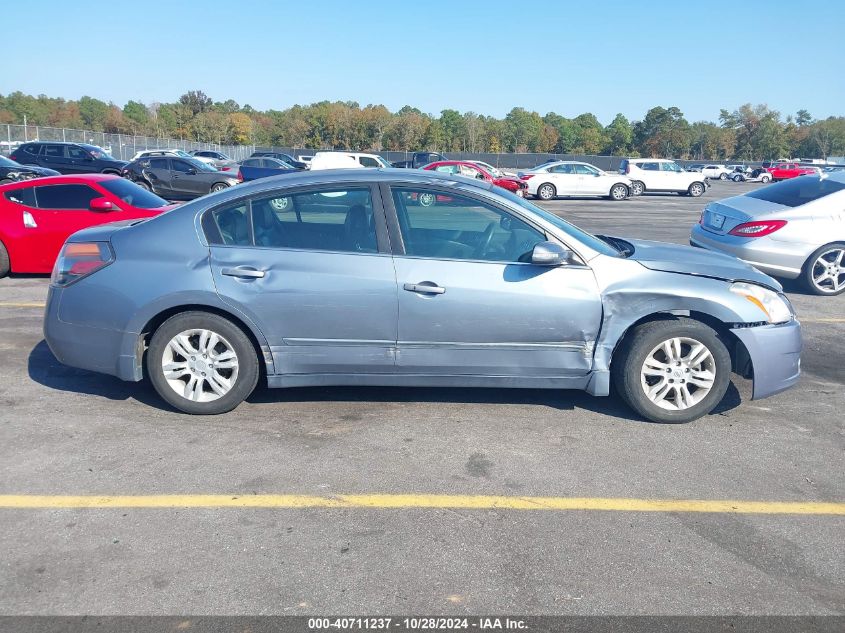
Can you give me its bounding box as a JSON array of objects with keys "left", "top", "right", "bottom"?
[
  {"left": 687, "top": 182, "right": 705, "bottom": 197},
  {"left": 608, "top": 183, "right": 629, "bottom": 201},
  {"left": 136, "top": 180, "right": 152, "bottom": 192},
  {"left": 147, "top": 311, "right": 260, "bottom": 414},
  {"left": 418, "top": 192, "right": 436, "bottom": 207},
  {"left": 211, "top": 182, "right": 229, "bottom": 193},
  {"left": 611, "top": 317, "right": 732, "bottom": 424},
  {"left": 537, "top": 183, "right": 556, "bottom": 200},
  {"left": 101, "top": 169, "right": 122, "bottom": 176},
  {"left": 732, "top": 174, "right": 743, "bottom": 182},
  {"left": 760, "top": 174, "right": 772, "bottom": 183},
  {"left": 0, "top": 178, "right": 13, "bottom": 185},
  {"left": 630, "top": 181, "right": 645, "bottom": 196},
  {"left": 801, "top": 242, "right": 845, "bottom": 296},
  {"left": 719, "top": 173, "right": 728, "bottom": 180},
  {"left": 0, "top": 240, "right": 10, "bottom": 278}
]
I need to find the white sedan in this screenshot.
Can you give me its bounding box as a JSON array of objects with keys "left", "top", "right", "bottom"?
[
  {"left": 520, "top": 161, "right": 634, "bottom": 201},
  {"left": 701, "top": 164, "right": 733, "bottom": 180}
]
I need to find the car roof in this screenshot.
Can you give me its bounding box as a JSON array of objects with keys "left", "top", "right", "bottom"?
[{"left": 0, "top": 173, "right": 121, "bottom": 189}]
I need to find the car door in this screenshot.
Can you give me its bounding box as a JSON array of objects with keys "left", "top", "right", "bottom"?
[
  {"left": 547, "top": 163, "right": 580, "bottom": 195},
  {"left": 572, "top": 163, "right": 604, "bottom": 195},
  {"left": 206, "top": 185, "right": 399, "bottom": 376},
  {"left": 19, "top": 183, "right": 107, "bottom": 270},
  {"left": 66, "top": 145, "right": 97, "bottom": 174},
  {"left": 170, "top": 159, "right": 208, "bottom": 198},
  {"left": 638, "top": 161, "right": 664, "bottom": 189},
  {"left": 385, "top": 184, "right": 603, "bottom": 377},
  {"left": 41, "top": 144, "right": 71, "bottom": 173},
  {"left": 660, "top": 161, "right": 686, "bottom": 190},
  {"left": 141, "top": 158, "right": 173, "bottom": 196}
]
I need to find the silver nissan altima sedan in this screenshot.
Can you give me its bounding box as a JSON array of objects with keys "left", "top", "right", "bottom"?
[
  {"left": 43, "top": 169, "right": 801, "bottom": 423},
  {"left": 691, "top": 170, "right": 845, "bottom": 295}
]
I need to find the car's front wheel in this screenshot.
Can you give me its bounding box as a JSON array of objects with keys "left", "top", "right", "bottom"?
[
  {"left": 760, "top": 174, "right": 772, "bottom": 183},
  {"left": 147, "top": 311, "right": 260, "bottom": 414},
  {"left": 612, "top": 318, "right": 731, "bottom": 423},
  {"left": 0, "top": 178, "right": 13, "bottom": 185},
  {"left": 211, "top": 182, "right": 229, "bottom": 193},
  {"left": 732, "top": 174, "right": 743, "bottom": 182},
  {"left": 687, "top": 182, "right": 705, "bottom": 197},
  {"left": 719, "top": 173, "right": 728, "bottom": 180},
  {"left": 136, "top": 180, "right": 152, "bottom": 192},
  {"left": 608, "top": 184, "right": 629, "bottom": 201},
  {"left": 802, "top": 242, "right": 845, "bottom": 296}
]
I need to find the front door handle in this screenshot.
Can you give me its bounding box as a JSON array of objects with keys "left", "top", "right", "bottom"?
[
  {"left": 222, "top": 266, "right": 265, "bottom": 279},
  {"left": 404, "top": 282, "right": 445, "bottom": 294}
]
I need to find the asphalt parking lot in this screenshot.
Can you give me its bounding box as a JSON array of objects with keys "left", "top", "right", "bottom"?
[{"left": 0, "top": 180, "right": 842, "bottom": 615}]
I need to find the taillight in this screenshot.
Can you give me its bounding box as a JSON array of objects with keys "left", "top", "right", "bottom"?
[
  {"left": 624, "top": 164, "right": 630, "bottom": 174},
  {"left": 236, "top": 170, "right": 244, "bottom": 183},
  {"left": 728, "top": 220, "right": 787, "bottom": 237},
  {"left": 521, "top": 174, "right": 535, "bottom": 180},
  {"left": 51, "top": 242, "right": 114, "bottom": 286},
  {"left": 221, "top": 166, "right": 231, "bottom": 171}
]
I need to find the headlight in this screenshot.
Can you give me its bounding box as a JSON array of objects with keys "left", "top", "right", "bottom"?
[{"left": 730, "top": 282, "right": 793, "bottom": 324}]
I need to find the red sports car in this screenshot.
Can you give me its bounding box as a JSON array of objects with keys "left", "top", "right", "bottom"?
[
  {"left": 767, "top": 163, "right": 820, "bottom": 181},
  {"left": 423, "top": 161, "right": 528, "bottom": 196},
  {"left": 0, "top": 174, "right": 176, "bottom": 276}
]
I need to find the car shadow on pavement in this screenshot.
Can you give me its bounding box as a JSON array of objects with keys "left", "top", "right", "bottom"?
[
  {"left": 27, "top": 339, "right": 178, "bottom": 411},
  {"left": 28, "top": 339, "right": 744, "bottom": 423}
]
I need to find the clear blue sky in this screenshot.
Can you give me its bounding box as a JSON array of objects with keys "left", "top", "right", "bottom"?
[{"left": 3, "top": 0, "right": 843, "bottom": 124}]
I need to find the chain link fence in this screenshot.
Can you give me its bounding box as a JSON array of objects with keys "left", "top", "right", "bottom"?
[{"left": 1, "top": 125, "right": 255, "bottom": 162}]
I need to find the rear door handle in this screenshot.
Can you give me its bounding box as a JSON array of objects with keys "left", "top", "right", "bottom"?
[
  {"left": 222, "top": 266, "right": 265, "bottom": 279},
  {"left": 403, "top": 282, "right": 445, "bottom": 294}
]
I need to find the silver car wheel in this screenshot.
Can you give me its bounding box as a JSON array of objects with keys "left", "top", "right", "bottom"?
[
  {"left": 611, "top": 184, "right": 627, "bottom": 200},
  {"left": 269, "top": 197, "right": 289, "bottom": 211},
  {"left": 640, "top": 337, "right": 716, "bottom": 411},
  {"left": 161, "top": 329, "right": 240, "bottom": 403},
  {"left": 631, "top": 181, "right": 644, "bottom": 196},
  {"left": 418, "top": 192, "right": 436, "bottom": 207},
  {"left": 538, "top": 184, "right": 555, "bottom": 200},
  {"left": 812, "top": 248, "right": 845, "bottom": 294}
]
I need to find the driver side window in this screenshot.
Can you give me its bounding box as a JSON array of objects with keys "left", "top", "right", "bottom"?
[
  {"left": 391, "top": 188, "right": 546, "bottom": 263},
  {"left": 172, "top": 160, "right": 193, "bottom": 173}
]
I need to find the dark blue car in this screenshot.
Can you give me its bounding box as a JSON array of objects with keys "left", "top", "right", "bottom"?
[{"left": 10, "top": 141, "right": 127, "bottom": 175}]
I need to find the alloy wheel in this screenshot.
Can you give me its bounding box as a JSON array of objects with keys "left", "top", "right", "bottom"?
[
  {"left": 811, "top": 248, "right": 845, "bottom": 294},
  {"left": 640, "top": 337, "right": 716, "bottom": 411},
  {"left": 161, "top": 329, "right": 240, "bottom": 402}
]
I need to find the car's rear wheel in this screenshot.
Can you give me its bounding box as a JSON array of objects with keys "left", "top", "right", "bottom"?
[
  {"left": 760, "top": 174, "right": 772, "bottom": 183},
  {"left": 630, "top": 181, "right": 645, "bottom": 196},
  {"left": 687, "top": 182, "right": 705, "bottom": 197},
  {"left": 612, "top": 318, "right": 731, "bottom": 423},
  {"left": 0, "top": 240, "right": 10, "bottom": 278},
  {"left": 608, "top": 184, "right": 629, "bottom": 200},
  {"left": 719, "top": 173, "right": 728, "bottom": 180},
  {"left": 732, "top": 174, "right": 743, "bottom": 182},
  {"left": 537, "top": 183, "right": 556, "bottom": 200},
  {"left": 0, "top": 178, "right": 13, "bottom": 185},
  {"left": 211, "top": 183, "right": 229, "bottom": 193},
  {"left": 802, "top": 242, "right": 845, "bottom": 296},
  {"left": 147, "top": 311, "right": 260, "bottom": 414}
]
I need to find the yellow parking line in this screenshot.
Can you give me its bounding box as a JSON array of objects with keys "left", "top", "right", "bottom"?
[{"left": 0, "top": 494, "right": 842, "bottom": 515}]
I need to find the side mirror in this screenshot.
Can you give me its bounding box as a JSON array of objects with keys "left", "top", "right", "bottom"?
[
  {"left": 187, "top": 168, "right": 197, "bottom": 175},
  {"left": 89, "top": 197, "right": 117, "bottom": 213},
  {"left": 530, "top": 241, "right": 573, "bottom": 266},
  {"left": 476, "top": 172, "right": 486, "bottom": 180},
  {"left": 83, "top": 155, "right": 95, "bottom": 162}
]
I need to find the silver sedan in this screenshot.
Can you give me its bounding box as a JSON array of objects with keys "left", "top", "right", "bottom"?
[{"left": 691, "top": 171, "right": 845, "bottom": 295}]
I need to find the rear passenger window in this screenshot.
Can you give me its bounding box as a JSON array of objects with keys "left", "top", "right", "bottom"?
[
  {"left": 34, "top": 184, "right": 100, "bottom": 210},
  {"left": 641, "top": 162, "right": 660, "bottom": 171},
  {"left": 44, "top": 145, "right": 65, "bottom": 159},
  {"left": 206, "top": 188, "right": 378, "bottom": 254},
  {"left": 4, "top": 188, "right": 37, "bottom": 207}
]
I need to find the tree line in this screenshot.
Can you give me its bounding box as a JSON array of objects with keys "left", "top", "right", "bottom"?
[{"left": 1, "top": 90, "right": 843, "bottom": 160}]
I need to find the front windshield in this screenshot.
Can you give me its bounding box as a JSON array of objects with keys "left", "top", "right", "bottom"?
[
  {"left": 496, "top": 189, "right": 622, "bottom": 257},
  {"left": 0, "top": 155, "right": 20, "bottom": 167},
  {"left": 376, "top": 156, "right": 392, "bottom": 168},
  {"left": 87, "top": 147, "right": 116, "bottom": 160},
  {"left": 189, "top": 158, "right": 217, "bottom": 172},
  {"left": 474, "top": 161, "right": 503, "bottom": 177},
  {"left": 100, "top": 178, "right": 169, "bottom": 209}
]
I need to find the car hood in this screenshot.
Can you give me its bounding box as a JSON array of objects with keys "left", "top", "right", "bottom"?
[{"left": 623, "top": 237, "right": 782, "bottom": 290}]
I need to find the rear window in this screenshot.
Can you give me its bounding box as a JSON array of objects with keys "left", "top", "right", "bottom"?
[{"left": 746, "top": 176, "right": 845, "bottom": 208}]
